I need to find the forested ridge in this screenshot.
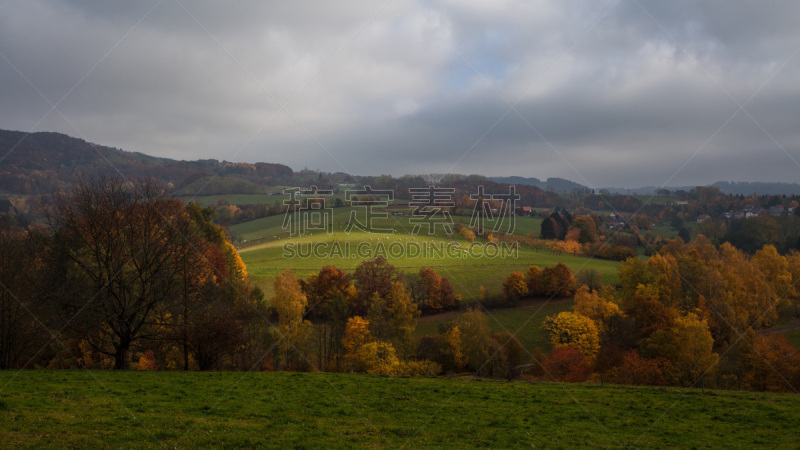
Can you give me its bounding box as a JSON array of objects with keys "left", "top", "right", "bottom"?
[{"left": 0, "top": 129, "right": 293, "bottom": 195}]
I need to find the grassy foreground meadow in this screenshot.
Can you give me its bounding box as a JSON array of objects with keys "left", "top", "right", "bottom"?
[{"left": 1, "top": 371, "right": 798, "bottom": 448}]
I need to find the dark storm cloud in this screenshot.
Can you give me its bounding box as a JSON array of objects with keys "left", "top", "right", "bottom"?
[{"left": 1, "top": 0, "right": 798, "bottom": 187}]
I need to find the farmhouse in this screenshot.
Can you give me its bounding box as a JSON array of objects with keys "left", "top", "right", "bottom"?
[
  {"left": 768, "top": 205, "right": 785, "bottom": 216},
  {"left": 605, "top": 213, "right": 627, "bottom": 229}
]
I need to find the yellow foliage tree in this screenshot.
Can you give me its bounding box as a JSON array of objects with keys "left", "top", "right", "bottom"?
[
  {"left": 223, "top": 240, "right": 248, "bottom": 283},
  {"left": 786, "top": 250, "right": 800, "bottom": 316},
  {"left": 645, "top": 253, "right": 682, "bottom": 309},
  {"left": 502, "top": 271, "right": 528, "bottom": 303},
  {"left": 343, "top": 316, "right": 372, "bottom": 366},
  {"left": 718, "top": 243, "right": 777, "bottom": 328},
  {"left": 445, "top": 325, "right": 465, "bottom": 371},
  {"left": 689, "top": 234, "right": 720, "bottom": 263},
  {"left": 542, "top": 311, "right": 600, "bottom": 361},
  {"left": 453, "top": 309, "right": 495, "bottom": 373},
  {"left": 387, "top": 281, "right": 420, "bottom": 359},
  {"left": 572, "top": 286, "right": 623, "bottom": 338},
  {"left": 618, "top": 257, "right": 656, "bottom": 301},
  {"left": 643, "top": 313, "right": 718, "bottom": 386},
  {"left": 478, "top": 286, "right": 488, "bottom": 302},
  {"left": 272, "top": 269, "right": 308, "bottom": 368},
  {"left": 551, "top": 240, "right": 582, "bottom": 255},
  {"left": 356, "top": 341, "right": 399, "bottom": 375},
  {"left": 753, "top": 244, "right": 794, "bottom": 305}
]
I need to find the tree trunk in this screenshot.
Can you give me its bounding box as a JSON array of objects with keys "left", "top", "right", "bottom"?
[
  {"left": 183, "top": 338, "right": 189, "bottom": 371},
  {"left": 114, "top": 343, "right": 130, "bottom": 370}
]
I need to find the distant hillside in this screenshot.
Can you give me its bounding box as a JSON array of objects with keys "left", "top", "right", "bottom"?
[
  {"left": 604, "top": 182, "right": 800, "bottom": 197},
  {"left": 601, "top": 186, "right": 695, "bottom": 196},
  {"left": 489, "top": 176, "right": 589, "bottom": 193},
  {"left": 0, "top": 129, "right": 293, "bottom": 195},
  {"left": 711, "top": 181, "right": 800, "bottom": 196}
]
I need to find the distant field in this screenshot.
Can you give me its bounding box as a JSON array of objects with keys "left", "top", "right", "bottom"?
[
  {"left": 417, "top": 299, "right": 575, "bottom": 353},
  {"left": 632, "top": 194, "right": 680, "bottom": 204},
  {"left": 176, "top": 193, "right": 285, "bottom": 206},
  {"left": 230, "top": 207, "right": 543, "bottom": 242},
  {"left": 176, "top": 192, "right": 358, "bottom": 207},
  {"left": 651, "top": 226, "right": 679, "bottom": 239},
  {"left": 1, "top": 371, "right": 798, "bottom": 448},
  {"left": 236, "top": 209, "right": 621, "bottom": 302},
  {"left": 784, "top": 328, "right": 800, "bottom": 348},
  {"left": 769, "top": 305, "right": 800, "bottom": 347},
  {"left": 231, "top": 207, "right": 619, "bottom": 301}
]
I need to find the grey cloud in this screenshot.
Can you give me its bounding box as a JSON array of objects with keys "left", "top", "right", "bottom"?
[{"left": 1, "top": 0, "right": 798, "bottom": 188}]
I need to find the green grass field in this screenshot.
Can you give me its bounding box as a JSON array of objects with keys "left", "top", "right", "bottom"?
[
  {"left": 230, "top": 206, "right": 542, "bottom": 242},
  {"left": 176, "top": 193, "right": 285, "bottom": 206},
  {"left": 650, "top": 222, "right": 697, "bottom": 241},
  {"left": 1, "top": 371, "right": 797, "bottom": 447},
  {"left": 651, "top": 226, "right": 679, "bottom": 240},
  {"left": 417, "top": 299, "right": 575, "bottom": 353},
  {"left": 235, "top": 209, "right": 620, "bottom": 302},
  {"left": 770, "top": 305, "right": 800, "bottom": 347}
]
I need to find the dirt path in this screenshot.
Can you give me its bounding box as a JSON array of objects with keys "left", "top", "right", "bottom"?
[{"left": 759, "top": 323, "right": 800, "bottom": 333}]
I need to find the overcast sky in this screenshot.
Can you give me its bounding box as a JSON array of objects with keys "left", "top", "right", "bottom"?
[{"left": 1, "top": 1, "right": 798, "bottom": 188}]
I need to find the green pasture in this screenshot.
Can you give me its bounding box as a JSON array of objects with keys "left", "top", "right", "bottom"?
[
  {"left": 651, "top": 226, "right": 679, "bottom": 240},
  {"left": 237, "top": 209, "right": 620, "bottom": 302},
  {"left": 176, "top": 193, "right": 285, "bottom": 206},
  {"left": 1, "top": 371, "right": 798, "bottom": 448},
  {"left": 230, "top": 207, "right": 543, "bottom": 241},
  {"left": 417, "top": 299, "right": 575, "bottom": 354}
]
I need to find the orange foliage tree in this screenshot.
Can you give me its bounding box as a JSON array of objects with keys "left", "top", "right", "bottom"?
[
  {"left": 301, "top": 265, "right": 351, "bottom": 319},
  {"left": 739, "top": 331, "right": 800, "bottom": 392},
  {"left": 543, "top": 347, "right": 590, "bottom": 382},
  {"left": 414, "top": 267, "right": 461, "bottom": 312},
  {"left": 606, "top": 350, "right": 671, "bottom": 386},
  {"left": 502, "top": 271, "right": 528, "bottom": 304},
  {"left": 542, "top": 263, "right": 577, "bottom": 298},
  {"left": 342, "top": 316, "right": 372, "bottom": 367},
  {"left": 352, "top": 256, "right": 401, "bottom": 316},
  {"left": 137, "top": 350, "right": 158, "bottom": 371},
  {"left": 458, "top": 227, "right": 476, "bottom": 243},
  {"left": 525, "top": 265, "right": 544, "bottom": 297}
]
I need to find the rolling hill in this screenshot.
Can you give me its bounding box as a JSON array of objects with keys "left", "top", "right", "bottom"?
[{"left": 0, "top": 129, "right": 293, "bottom": 195}]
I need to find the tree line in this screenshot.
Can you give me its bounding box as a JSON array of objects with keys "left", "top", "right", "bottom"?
[
  {"left": 1, "top": 178, "right": 265, "bottom": 370},
  {"left": 512, "top": 236, "right": 800, "bottom": 392},
  {"left": 3, "top": 178, "right": 799, "bottom": 394},
  {"left": 0, "top": 177, "right": 462, "bottom": 371}
]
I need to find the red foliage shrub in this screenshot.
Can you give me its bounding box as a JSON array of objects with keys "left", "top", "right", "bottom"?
[
  {"left": 543, "top": 347, "right": 590, "bottom": 382},
  {"left": 607, "top": 350, "right": 671, "bottom": 386}
]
